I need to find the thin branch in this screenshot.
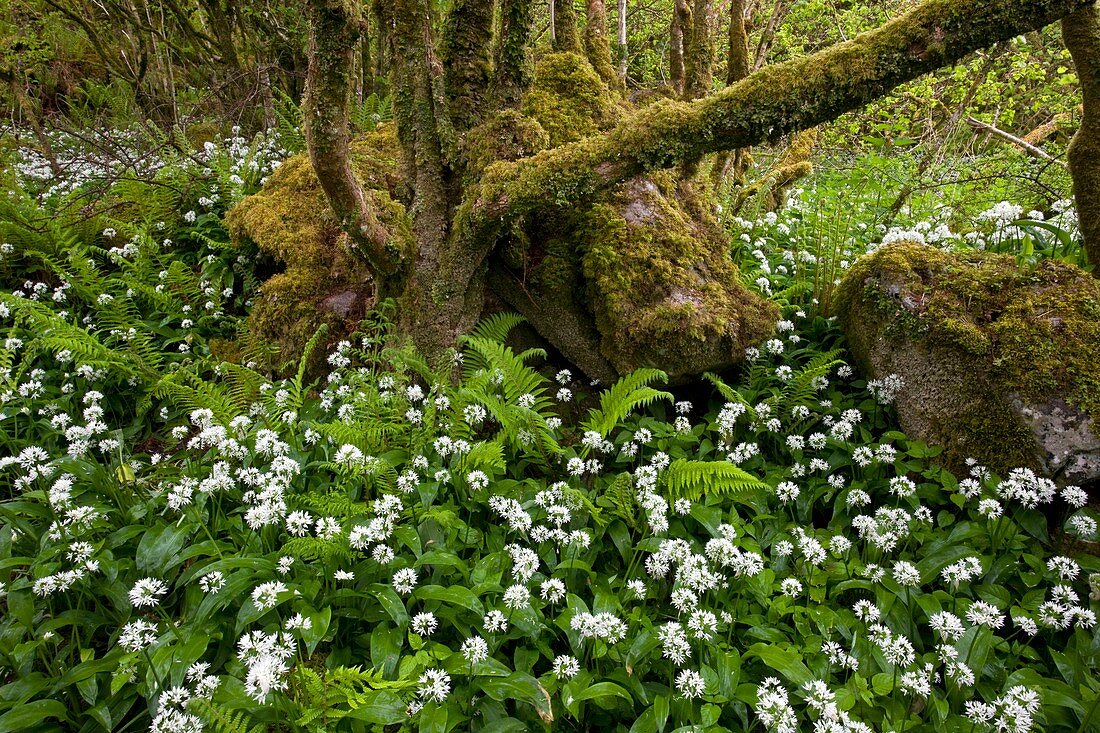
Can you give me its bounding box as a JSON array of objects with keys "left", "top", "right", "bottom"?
[{"left": 966, "top": 116, "right": 1065, "bottom": 164}]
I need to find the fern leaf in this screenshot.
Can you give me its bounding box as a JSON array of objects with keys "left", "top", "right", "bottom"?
[
  {"left": 665, "top": 459, "right": 768, "bottom": 502},
  {"left": 582, "top": 368, "right": 672, "bottom": 439}
]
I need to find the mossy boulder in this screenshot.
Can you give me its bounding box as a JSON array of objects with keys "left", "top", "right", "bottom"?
[
  {"left": 836, "top": 241, "right": 1100, "bottom": 488},
  {"left": 225, "top": 125, "right": 413, "bottom": 372},
  {"left": 492, "top": 172, "right": 779, "bottom": 383}
]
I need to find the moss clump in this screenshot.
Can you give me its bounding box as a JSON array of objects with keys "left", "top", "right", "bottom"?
[
  {"left": 463, "top": 110, "right": 550, "bottom": 177},
  {"left": 225, "top": 125, "right": 412, "bottom": 373},
  {"left": 521, "top": 53, "right": 619, "bottom": 146},
  {"left": 835, "top": 241, "right": 1100, "bottom": 475}
]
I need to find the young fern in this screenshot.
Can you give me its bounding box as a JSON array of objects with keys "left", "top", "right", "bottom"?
[
  {"left": 456, "top": 440, "right": 507, "bottom": 477},
  {"left": 775, "top": 349, "right": 843, "bottom": 419},
  {"left": 601, "top": 471, "right": 638, "bottom": 530},
  {"left": 151, "top": 364, "right": 242, "bottom": 423},
  {"left": 289, "top": 665, "right": 410, "bottom": 732},
  {"left": 189, "top": 700, "right": 266, "bottom": 733},
  {"left": 469, "top": 312, "right": 528, "bottom": 344},
  {"left": 459, "top": 330, "right": 559, "bottom": 455},
  {"left": 702, "top": 371, "right": 759, "bottom": 423}
]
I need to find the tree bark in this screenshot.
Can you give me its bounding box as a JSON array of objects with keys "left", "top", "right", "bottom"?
[
  {"left": 684, "top": 0, "right": 715, "bottom": 99},
  {"left": 727, "top": 0, "right": 750, "bottom": 84},
  {"left": 553, "top": 0, "right": 582, "bottom": 53},
  {"left": 617, "top": 0, "right": 628, "bottom": 83},
  {"left": 670, "top": 0, "right": 689, "bottom": 94},
  {"left": 1063, "top": 4, "right": 1100, "bottom": 272},
  {"left": 493, "top": 0, "right": 536, "bottom": 107},
  {"left": 441, "top": 0, "right": 495, "bottom": 134},
  {"left": 754, "top": 0, "right": 790, "bottom": 70},
  {"left": 304, "top": 0, "right": 404, "bottom": 286},
  {"left": 713, "top": 0, "right": 751, "bottom": 183}
]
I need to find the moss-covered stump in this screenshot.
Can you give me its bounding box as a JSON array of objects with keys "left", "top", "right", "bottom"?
[
  {"left": 225, "top": 126, "right": 413, "bottom": 372},
  {"left": 836, "top": 241, "right": 1100, "bottom": 489}
]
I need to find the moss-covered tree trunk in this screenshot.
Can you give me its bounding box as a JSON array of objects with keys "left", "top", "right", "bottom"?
[
  {"left": 670, "top": 0, "right": 689, "bottom": 94},
  {"left": 553, "top": 0, "right": 583, "bottom": 53},
  {"left": 298, "top": 0, "right": 1098, "bottom": 371},
  {"left": 584, "top": 0, "right": 620, "bottom": 88},
  {"left": 1063, "top": 4, "right": 1100, "bottom": 272},
  {"left": 684, "top": 0, "right": 715, "bottom": 99},
  {"left": 713, "top": 0, "right": 752, "bottom": 183}
]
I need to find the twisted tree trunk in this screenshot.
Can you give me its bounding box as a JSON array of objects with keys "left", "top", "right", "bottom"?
[{"left": 299, "top": 0, "right": 1097, "bottom": 369}]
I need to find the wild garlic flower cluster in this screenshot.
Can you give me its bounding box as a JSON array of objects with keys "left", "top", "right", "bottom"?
[{"left": 2, "top": 269, "right": 1097, "bottom": 733}]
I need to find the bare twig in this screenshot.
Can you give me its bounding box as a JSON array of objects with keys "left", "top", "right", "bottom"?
[{"left": 966, "top": 116, "right": 1066, "bottom": 165}]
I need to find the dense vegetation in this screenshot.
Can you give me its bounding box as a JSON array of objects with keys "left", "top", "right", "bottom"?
[{"left": 2, "top": 0, "right": 1100, "bottom": 732}]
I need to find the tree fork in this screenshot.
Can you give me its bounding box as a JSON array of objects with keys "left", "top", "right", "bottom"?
[{"left": 1063, "top": 3, "right": 1100, "bottom": 272}]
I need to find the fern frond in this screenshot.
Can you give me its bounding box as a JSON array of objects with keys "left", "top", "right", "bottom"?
[
  {"left": 152, "top": 366, "right": 241, "bottom": 422},
  {"left": 582, "top": 368, "right": 672, "bottom": 440},
  {"left": 470, "top": 312, "right": 527, "bottom": 343},
  {"left": 190, "top": 699, "right": 265, "bottom": 733},
  {"left": 600, "top": 471, "right": 637, "bottom": 530},
  {"left": 703, "top": 372, "right": 758, "bottom": 422},
  {"left": 456, "top": 440, "right": 506, "bottom": 477},
  {"left": 665, "top": 459, "right": 768, "bottom": 502},
  {"left": 777, "top": 349, "right": 843, "bottom": 417}
]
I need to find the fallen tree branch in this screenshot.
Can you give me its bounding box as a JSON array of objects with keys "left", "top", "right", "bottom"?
[{"left": 966, "top": 116, "right": 1065, "bottom": 164}]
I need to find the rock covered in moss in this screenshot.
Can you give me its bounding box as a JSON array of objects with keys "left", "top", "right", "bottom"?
[
  {"left": 836, "top": 241, "right": 1100, "bottom": 488},
  {"left": 493, "top": 172, "right": 777, "bottom": 383},
  {"left": 577, "top": 174, "right": 777, "bottom": 379}
]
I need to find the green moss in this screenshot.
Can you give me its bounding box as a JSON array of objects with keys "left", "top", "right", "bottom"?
[
  {"left": 520, "top": 53, "right": 619, "bottom": 146},
  {"left": 463, "top": 110, "right": 550, "bottom": 177},
  {"left": 570, "top": 174, "right": 777, "bottom": 376},
  {"left": 836, "top": 241, "right": 1100, "bottom": 473},
  {"left": 225, "top": 125, "right": 412, "bottom": 374}
]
